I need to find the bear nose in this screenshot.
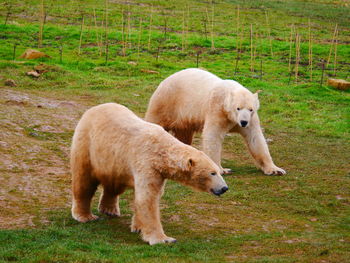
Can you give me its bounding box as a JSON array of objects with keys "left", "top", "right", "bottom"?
[
  {"left": 211, "top": 186, "right": 229, "bottom": 196},
  {"left": 240, "top": 120, "right": 248, "bottom": 127},
  {"left": 221, "top": 186, "right": 228, "bottom": 193}
]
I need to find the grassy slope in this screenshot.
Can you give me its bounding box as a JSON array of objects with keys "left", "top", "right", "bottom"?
[{"left": 0, "top": 0, "right": 349, "bottom": 262}]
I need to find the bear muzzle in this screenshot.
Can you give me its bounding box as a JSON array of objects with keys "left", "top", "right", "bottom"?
[{"left": 211, "top": 186, "right": 228, "bottom": 196}]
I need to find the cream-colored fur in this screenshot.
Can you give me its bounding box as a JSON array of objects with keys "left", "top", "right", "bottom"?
[
  {"left": 70, "top": 103, "right": 228, "bottom": 245},
  {"left": 145, "top": 68, "right": 286, "bottom": 175}
]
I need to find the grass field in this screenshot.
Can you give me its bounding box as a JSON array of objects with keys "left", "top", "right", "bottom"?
[{"left": 0, "top": 0, "right": 349, "bottom": 262}]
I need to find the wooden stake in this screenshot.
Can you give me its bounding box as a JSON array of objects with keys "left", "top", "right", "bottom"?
[
  {"left": 196, "top": 51, "right": 200, "bottom": 68},
  {"left": 265, "top": 10, "right": 273, "bottom": 57},
  {"left": 320, "top": 62, "right": 325, "bottom": 87},
  {"left": 334, "top": 28, "right": 338, "bottom": 76},
  {"left": 203, "top": 15, "right": 207, "bottom": 40},
  {"left": 288, "top": 24, "right": 294, "bottom": 73},
  {"left": 38, "top": 0, "right": 45, "bottom": 48},
  {"left": 295, "top": 33, "right": 301, "bottom": 83},
  {"left": 127, "top": 5, "right": 131, "bottom": 49},
  {"left": 234, "top": 51, "right": 240, "bottom": 75},
  {"left": 13, "top": 43, "right": 17, "bottom": 60},
  {"left": 308, "top": 19, "right": 313, "bottom": 81},
  {"left": 211, "top": 3, "right": 215, "bottom": 51},
  {"left": 121, "top": 8, "right": 126, "bottom": 56},
  {"left": 137, "top": 17, "right": 142, "bottom": 60},
  {"left": 326, "top": 23, "right": 338, "bottom": 67},
  {"left": 99, "top": 20, "right": 104, "bottom": 56},
  {"left": 250, "top": 24, "right": 254, "bottom": 72},
  {"left": 78, "top": 14, "right": 84, "bottom": 55},
  {"left": 148, "top": 5, "right": 153, "bottom": 50},
  {"left": 93, "top": 8, "right": 101, "bottom": 55},
  {"left": 182, "top": 9, "right": 186, "bottom": 52},
  {"left": 59, "top": 44, "right": 63, "bottom": 63},
  {"left": 185, "top": 5, "right": 190, "bottom": 50},
  {"left": 105, "top": 0, "right": 108, "bottom": 55}
]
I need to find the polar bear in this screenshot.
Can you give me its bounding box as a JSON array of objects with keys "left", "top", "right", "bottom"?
[
  {"left": 145, "top": 68, "right": 285, "bottom": 175},
  {"left": 70, "top": 103, "right": 228, "bottom": 245}
]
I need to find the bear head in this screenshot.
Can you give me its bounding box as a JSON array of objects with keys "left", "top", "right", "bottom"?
[
  {"left": 223, "top": 83, "right": 260, "bottom": 128},
  {"left": 174, "top": 149, "right": 228, "bottom": 196}
]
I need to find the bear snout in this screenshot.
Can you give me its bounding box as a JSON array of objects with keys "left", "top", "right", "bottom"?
[
  {"left": 211, "top": 186, "right": 228, "bottom": 196},
  {"left": 240, "top": 120, "right": 248, "bottom": 127}
]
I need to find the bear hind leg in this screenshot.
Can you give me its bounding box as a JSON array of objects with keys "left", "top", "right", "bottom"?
[
  {"left": 72, "top": 171, "right": 99, "bottom": 223},
  {"left": 99, "top": 185, "right": 126, "bottom": 217}
]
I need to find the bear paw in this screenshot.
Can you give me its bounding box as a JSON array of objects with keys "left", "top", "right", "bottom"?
[
  {"left": 131, "top": 223, "right": 142, "bottom": 233},
  {"left": 99, "top": 206, "right": 120, "bottom": 217},
  {"left": 148, "top": 236, "right": 177, "bottom": 245},
  {"left": 262, "top": 165, "right": 286, "bottom": 175},
  {"left": 73, "top": 213, "right": 99, "bottom": 223}
]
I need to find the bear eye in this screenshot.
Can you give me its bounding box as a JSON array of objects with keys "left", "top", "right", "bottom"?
[
  {"left": 210, "top": 172, "right": 217, "bottom": 176},
  {"left": 249, "top": 109, "right": 253, "bottom": 112},
  {"left": 237, "top": 108, "right": 241, "bottom": 111}
]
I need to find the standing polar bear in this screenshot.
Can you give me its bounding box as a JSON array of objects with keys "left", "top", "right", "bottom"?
[
  {"left": 71, "top": 103, "right": 228, "bottom": 245},
  {"left": 145, "top": 68, "right": 286, "bottom": 175}
]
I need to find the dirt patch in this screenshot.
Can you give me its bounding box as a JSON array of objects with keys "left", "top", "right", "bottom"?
[{"left": 0, "top": 88, "right": 88, "bottom": 229}]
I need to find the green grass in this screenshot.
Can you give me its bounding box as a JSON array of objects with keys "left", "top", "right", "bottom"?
[{"left": 0, "top": 0, "right": 349, "bottom": 262}]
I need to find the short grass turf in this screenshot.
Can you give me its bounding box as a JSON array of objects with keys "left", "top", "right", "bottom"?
[{"left": 0, "top": 0, "right": 349, "bottom": 262}]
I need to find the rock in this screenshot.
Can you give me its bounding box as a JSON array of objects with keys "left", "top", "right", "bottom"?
[
  {"left": 34, "top": 64, "right": 48, "bottom": 74},
  {"left": 4, "top": 79, "right": 16, "bottom": 87},
  {"left": 19, "top": 49, "right": 50, "bottom": 60},
  {"left": 327, "top": 78, "right": 350, "bottom": 91},
  {"left": 266, "top": 138, "right": 273, "bottom": 143},
  {"left": 141, "top": 69, "right": 159, "bottom": 74},
  {"left": 26, "top": 71, "right": 40, "bottom": 78}
]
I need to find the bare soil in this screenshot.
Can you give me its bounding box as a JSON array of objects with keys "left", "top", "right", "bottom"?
[{"left": 0, "top": 88, "right": 87, "bottom": 229}]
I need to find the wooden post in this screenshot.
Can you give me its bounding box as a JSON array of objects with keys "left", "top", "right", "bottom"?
[
  {"left": 320, "top": 62, "right": 325, "bottom": 87},
  {"left": 288, "top": 24, "right": 294, "bottom": 73},
  {"left": 211, "top": 2, "right": 215, "bottom": 51},
  {"left": 121, "top": 8, "right": 126, "bottom": 56},
  {"left": 38, "top": 0, "right": 45, "bottom": 48},
  {"left": 250, "top": 24, "right": 253, "bottom": 72},
  {"left": 334, "top": 28, "right": 338, "bottom": 76},
  {"left": 13, "top": 43, "right": 17, "bottom": 60},
  {"left": 93, "top": 8, "right": 101, "bottom": 56},
  {"left": 326, "top": 24, "right": 338, "bottom": 67},
  {"left": 295, "top": 33, "right": 300, "bottom": 83},
  {"left": 148, "top": 5, "right": 153, "bottom": 50},
  {"left": 105, "top": 0, "right": 108, "bottom": 55},
  {"left": 182, "top": 9, "right": 186, "bottom": 52},
  {"left": 78, "top": 14, "right": 84, "bottom": 55},
  {"left": 137, "top": 17, "right": 142, "bottom": 60},
  {"left": 196, "top": 51, "right": 200, "bottom": 68},
  {"left": 265, "top": 10, "right": 273, "bottom": 57},
  {"left": 308, "top": 19, "right": 313, "bottom": 81},
  {"left": 127, "top": 5, "right": 131, "bottom": 49},
  {"left": 59, "top": 44, "right": 63, "bottom": 63}
]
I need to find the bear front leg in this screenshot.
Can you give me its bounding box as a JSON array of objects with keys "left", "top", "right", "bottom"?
[
  {"left": 202, "top": 121, "right": 231, "bottom": 175},
  {"left": 132, "top": 176, "right": 176, "bottom": 245},
  {"left": 239, "top": 117, "right": 286, "bottom": 175}
]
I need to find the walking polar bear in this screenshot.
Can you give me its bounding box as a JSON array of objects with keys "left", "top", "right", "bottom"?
[
  {"left": 71, "top": 103, "right": 228, "bottom": 245},
  {"left": 145, "top": 68, "right": 286, "bottom": 175}
]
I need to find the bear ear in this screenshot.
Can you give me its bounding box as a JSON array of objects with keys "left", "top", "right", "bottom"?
[
  {"left": 223, "top": 91, "right": 234, "bottom": 113},
  {"left": 253, "top": 90, "right": 261, "bottom": 110},
  {"left": 180, "top": 158, "right": 195, "bottom": 171}
]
